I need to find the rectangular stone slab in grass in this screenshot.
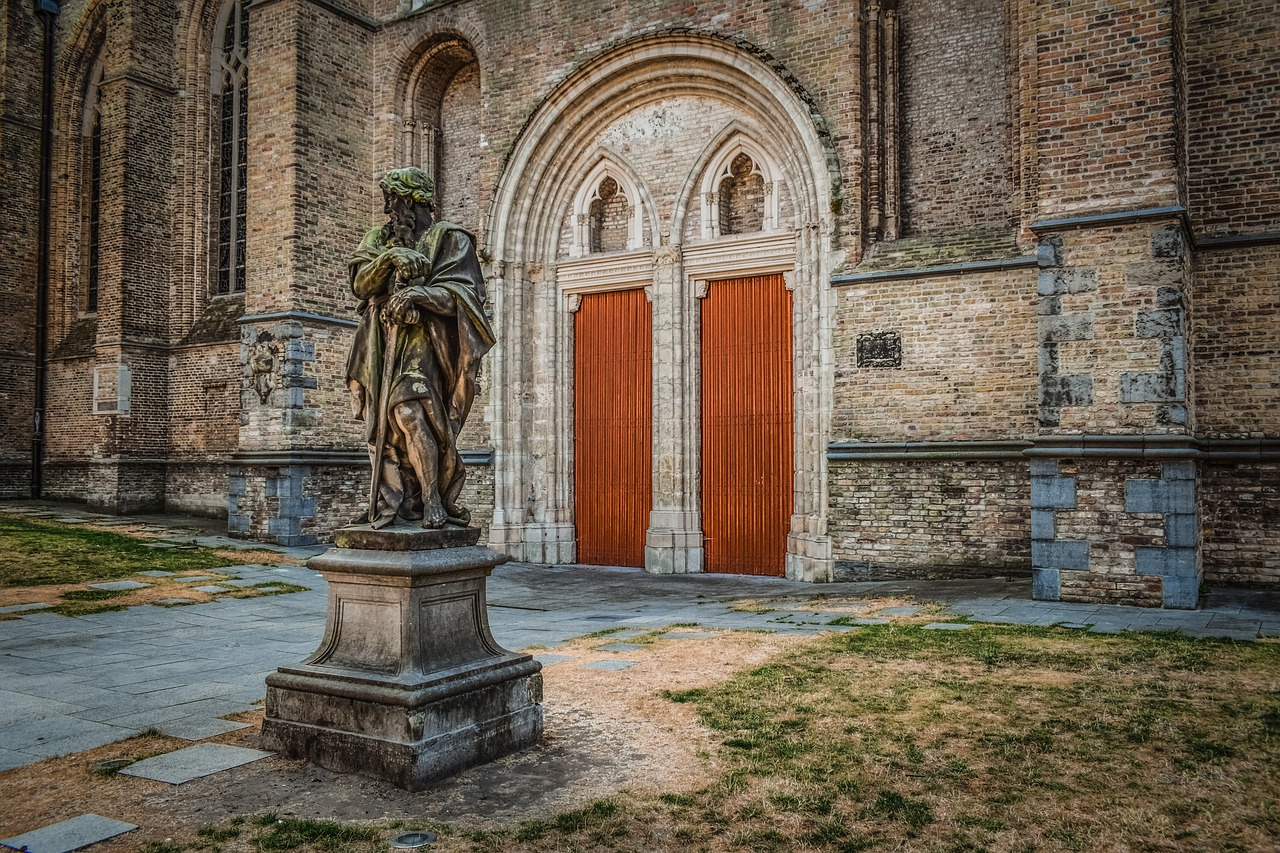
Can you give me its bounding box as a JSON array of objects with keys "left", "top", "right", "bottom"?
[
  {"left": 1, "top": 813, "right": 137, "bottom": 853},
  {"left": 582, "top": 659, "right": 638, "bottom": 671},
  {"left": 156, "top": 716, "right": 251, "bottom": 741},
  {"left": 88, "top": 580, "right": 150, "bottom": 591},
  {"left": 0, "top": 602, "right": 52, "bottom": 614},
  {"left": 118, "top": 743, "right": 272, "bottom": 784}
]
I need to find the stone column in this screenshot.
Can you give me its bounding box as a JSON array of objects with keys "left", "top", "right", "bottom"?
[
  {"left": 786, "top": 224, "right": 835, "bottom": 583},
  {"left": 645, "top": 242, "right": 704, "bottom": 574},
  {"left": 487, "top": 262, "right": 575, "bottom": 563}
]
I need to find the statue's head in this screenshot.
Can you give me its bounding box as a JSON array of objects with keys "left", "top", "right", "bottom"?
[
  {"left": 380, "top": 167, "right": 435, "bottom": 212},
  {"left": 381, "top": 167, "right": 435, "bottom": 244}
]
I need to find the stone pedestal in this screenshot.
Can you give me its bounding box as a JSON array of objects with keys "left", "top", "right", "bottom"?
[{"left": 261, "top": 524, "right": 543, "bottom": 791}]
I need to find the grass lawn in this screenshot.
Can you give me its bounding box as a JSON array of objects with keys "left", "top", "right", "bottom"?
[
  {"left": 140, "top": 624, "right": 1279, "bottom": 853},
  {"left": 0, "top": 514, "right": 235, "bottom": 587}
]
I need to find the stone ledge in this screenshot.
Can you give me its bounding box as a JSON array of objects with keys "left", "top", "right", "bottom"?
[{"left": 335, "top": 523, "right": 481, "bottom": 551}]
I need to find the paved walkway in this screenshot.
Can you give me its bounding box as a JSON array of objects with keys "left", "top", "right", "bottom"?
[{"left": 2, "top": 502, "right": 1278, "bottom": 773}]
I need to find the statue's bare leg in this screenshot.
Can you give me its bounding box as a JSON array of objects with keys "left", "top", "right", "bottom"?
[{"left": 393, "top": 401, "right": 447, "bottom": 529}]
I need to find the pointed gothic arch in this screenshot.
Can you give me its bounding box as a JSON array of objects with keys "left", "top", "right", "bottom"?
[
  {"left": 568, "top": 156, "right": 650, "bottom": 257},
  {"left": 486, "top": 32, "right": 841, "bottom": 581}
]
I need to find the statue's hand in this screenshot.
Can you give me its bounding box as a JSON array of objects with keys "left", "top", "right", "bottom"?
[
  {"left": 386, "top": 247, "right": 429, "bottom": 281},
  {"left": 386, "top": 287, "right": 422, "bottom": 326}
]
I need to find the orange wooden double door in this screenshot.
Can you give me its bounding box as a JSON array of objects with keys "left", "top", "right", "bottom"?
[{"left": 573, "top": 276, "right": 793, "bottom": 575}]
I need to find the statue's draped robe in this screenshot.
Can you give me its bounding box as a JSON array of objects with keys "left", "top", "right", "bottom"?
[{"left": 346, "top": 222, "right": 494, "bottom": 518}]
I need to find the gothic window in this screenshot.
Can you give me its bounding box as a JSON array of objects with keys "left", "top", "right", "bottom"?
[
  {"left": 85, "top": 67, "right": 103, "bottom": 312},
  {"left": 718, "top": 153, "right": 765, "bottom": 235},
  {"left": 84, "top": 62, "right": 103, "bottom": 313},
  {"left": 588, "top": 177, "right": 629, "bottom": 254},
  {"left": 216, "top": 0, "right": 248, "bottom": 295}
]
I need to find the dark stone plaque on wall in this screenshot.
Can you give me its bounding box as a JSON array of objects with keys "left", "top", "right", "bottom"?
[{"left": 856, "top": 331, "right": 902, "bottom": 368}]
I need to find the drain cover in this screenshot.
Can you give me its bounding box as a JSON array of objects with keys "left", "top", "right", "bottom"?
[{"left": 389, "top": 831, "right": 437, "bottom": 849}]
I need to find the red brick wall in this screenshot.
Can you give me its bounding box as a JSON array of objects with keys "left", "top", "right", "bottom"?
[
  {"left": 1032, "top": 0, "right": 1180, "bottom": 216},
  {"left": 1185, "top": 0, "right": 1280, "bottom": 236},
  {"left": 899, "top": 0, "right": 1014, "bottom": 236}
]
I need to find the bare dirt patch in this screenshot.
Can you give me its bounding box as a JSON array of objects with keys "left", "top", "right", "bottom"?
[{"left": 0, "top": 629, "right": 811, "bottom": 851}]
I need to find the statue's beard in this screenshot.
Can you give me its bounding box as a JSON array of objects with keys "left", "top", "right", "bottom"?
[{"left": 388, "top": 209, "right": 416, "bottom": 248}]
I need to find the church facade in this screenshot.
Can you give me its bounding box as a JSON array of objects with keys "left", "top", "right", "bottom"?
[{"left": 1, "top": 0, "right": 1276, "bottom": 607}]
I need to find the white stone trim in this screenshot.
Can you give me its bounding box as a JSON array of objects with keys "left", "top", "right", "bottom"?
[
  {"left": 698, "top": 134, "right": 782, "bottom": 239},
  {"left": 556, "top": 249, "right": 652, "bottom": 294},
  {"left": 684, "top": 231, "right": 797, "bottom": 292},
  {"left": 569, "top": 159, "right": 646, "bottom": 257}
]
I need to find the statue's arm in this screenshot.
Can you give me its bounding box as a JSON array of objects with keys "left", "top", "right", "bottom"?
[
  {"left": 387, "top": 230, "right": 482, "bottom": 322},
  {"left": 392, "top": 284, "right": 457, "bottom": 317},
  {"left": 351, "top": 246, "right": 431, "bottom": 301},
  {"left": 351, "top": 253, "right": 395, "bottom": 300}
]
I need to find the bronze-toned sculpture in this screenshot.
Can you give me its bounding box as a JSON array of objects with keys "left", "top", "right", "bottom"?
[{"left": 346, "top": 167, "right": 494, "bottom": 529}]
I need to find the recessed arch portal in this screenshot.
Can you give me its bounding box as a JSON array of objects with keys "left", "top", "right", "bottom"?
[
  {"left": 487, "top": 32, "right": 840, "bottom": 582},
  {"left": 396, "top": 34, "right": 482, "bottom": 227}
]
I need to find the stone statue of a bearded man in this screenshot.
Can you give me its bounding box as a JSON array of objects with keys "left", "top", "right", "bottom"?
[{"left": 346, "top": 167, "right": 494, "bottom": 529}]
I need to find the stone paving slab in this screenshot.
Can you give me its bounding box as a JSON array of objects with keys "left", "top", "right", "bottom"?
[
  {"left": 582, "top": 660, "right": 639, "bottom": 671},
  {"left": 532, "top": 654, "right": 574, "bottom": 666},
  {"left": 1, "top": 813, "right": 137, "bottom": 853},
  {"left": 0, "top": 693, "right": 86, "bottom": 728},
  {"left": 663, "top": 631, "right": 718, "bottom": 639},
  {"left": 922, "top": 622, "right": 972, "bottom": 630},
  {"left": 118, "top": 743, "right": 273, "bottom": 784},
  {"left": 596, "top": 642, "right": 646, "bottom": 652},
  {"left": 192, "top": 585, "right": 231, "bottom": 594},
  {"left": 0, "top": 602, "right": 52, "bottom": 614},
  {"left": 876, "top": 606, "right": 923, "bottom": 616},
  {"left": 88, "top": 580, "right": 150, "bottom": 591},
  {"left": 156, "top": 716, "right": 251, "bottom": 741},
  {"left": 137, "top": 570, "right": 175, "bottom": 577},
  {"left": 175, "top": 575, "right": 216, "bottom": 584},
  {"left": 0, "top": 748, "right": 33, "bottom": 772}
]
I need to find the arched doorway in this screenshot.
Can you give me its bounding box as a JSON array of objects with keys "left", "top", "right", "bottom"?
[{"left": 487, "top": 32, "right": 839, "bottom": 582}]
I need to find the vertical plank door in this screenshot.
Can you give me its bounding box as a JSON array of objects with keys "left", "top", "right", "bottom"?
[
  {"left": 701, "top": 274, "right": 793, "bottom": 575},
  {"left": 574, "top": 288, "right": 653, "bottom": 567}
]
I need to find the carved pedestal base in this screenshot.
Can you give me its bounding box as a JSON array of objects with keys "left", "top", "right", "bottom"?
[{"left": 261, "top": 524, "right": 543, "bottom": 791}]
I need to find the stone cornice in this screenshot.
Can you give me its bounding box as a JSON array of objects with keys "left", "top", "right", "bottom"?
[
  {"left": 1029, "top": 205, "right": 1188, "bottom": 234},
  {"left": 831, "top": 256, "right": 1038, "bottom": 286},
  {"left": 239, "top": 310, "right": 359, "bottom": 329},
  {"left": 555, "top": 250, "right": 652, "bottom": 294},
  {"left": 682, "top": 231, "right": 797, "bottom": 281},
  {"left": 827, "top": 440, "right": 1032, "bottom": 461},
  {"left": 828, "top": 436, "right": 1280, "bottom": 463}
]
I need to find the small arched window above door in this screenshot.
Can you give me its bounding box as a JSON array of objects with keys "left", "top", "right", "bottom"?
[
  {"left": 699, "top": 135, "right": 781, "bottom": 240},
  {"left": 568, "top": 159, "right": 646, "bottom": 258}
]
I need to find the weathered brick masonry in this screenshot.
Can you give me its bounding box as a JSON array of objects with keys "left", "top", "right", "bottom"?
[{"left": 0, "top": 0, "right": 1275, "bottom": 605}]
